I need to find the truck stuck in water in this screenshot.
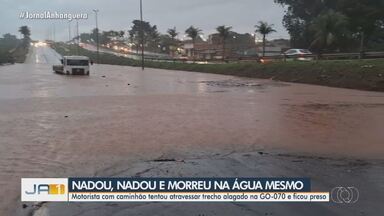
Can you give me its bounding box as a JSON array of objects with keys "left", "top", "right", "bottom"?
[{"left": 53, "top": 56, "right": 92, "bottom": 75}]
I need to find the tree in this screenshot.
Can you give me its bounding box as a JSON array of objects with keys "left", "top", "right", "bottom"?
[
  {"left": 129, "top": 20, "right": 160, "bottom": 53},
  {"left": 19, "top": 26, "right": 31, "bottom": 40},
  {"left": 274, "top": 0, "right": 337, "bottom": 48},
  {"left": 100, "top": 31, "right": 112, "bottom": 45},
  {"left": 2, "top": 33, "right": 17, "bottom": 42},
  {"left": 0, "top": 33, "right": 19, "bottom": 50},
  {"left": 98, "top": 30, "right": 126, "bottom": 44},
  {"left": 18, "top": 26, "right": 31, "bottom": 48},
  {"left": 79, "top": 33, "right": 91, "bottom": 43},
  {"left": 119, "top": 31, "right": 125, "bottom": 38},
  {"left": 185, "top": 26, "right": 202, "bottom": 61},
  {"left": 105, "top": 30, "right": 119, "bottom": 37},
  {"left": 255, "top": 21, "right": 276, "bottom": 57},
  {"left": 167, "top": 27, "right": 179, "bottom": 56},
  {"left": 167, "top": 27, "right": 178, "bottom": 40},
  {"left": 274, "top": 0, "right": 384, "bottom": 51},
  {"left": 309, "top": 10, "right": 349, "bottom": 54},
  {"left": 90, "top": 28, "right": 100, "bottom": 43},
  {"left": 336, "top": 0, "right": 384, "bottom": 52},
  {"left": 366, "top": 20, "right": 384, "bottom": 51},
  {"left": 158, "top": 35, "right": 174, "bottom": 54},
  {"left": 216, "top": 25, "right": 232, "bottom": 60}
]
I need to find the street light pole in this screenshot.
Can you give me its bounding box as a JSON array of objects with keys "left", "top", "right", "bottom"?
[
  {"left": 140, "top": 0, "right": 145, "bottom": 70},
  {"left": 68, "top": 20, "right": 72, "bottom": 42},
  {"left": 76, "top": 19, "right": 80, "bottom": 55},
  {"left": 53, "top": 23, "right": 56, "bottom": 42},
  {"left": 93, "top": 9, "right": 100, "bottom": 64}
]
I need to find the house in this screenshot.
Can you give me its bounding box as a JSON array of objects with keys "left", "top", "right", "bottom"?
[{"left": 181, "top": 32, "right": 257, "bottom": 60}]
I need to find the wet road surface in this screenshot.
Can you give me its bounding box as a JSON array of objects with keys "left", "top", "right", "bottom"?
[{"left": 0, "top": 46, "right": 383, "bottom": 215}]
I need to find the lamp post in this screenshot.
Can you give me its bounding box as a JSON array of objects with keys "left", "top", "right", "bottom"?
[
  {"left": 93, "top": 9, "right": 100, "bottom": 64},
  {"left": 68, "top": 20, "right": 72, "bottom": 42},
  {"left": 140, "top": 0, "right": 144, "bottom": 70},
  {"left": 76, "top": 19, "right": 80, "bottom": 55},
  {"left": 52, "top": 23, "right": 56, "bottom": 42}
]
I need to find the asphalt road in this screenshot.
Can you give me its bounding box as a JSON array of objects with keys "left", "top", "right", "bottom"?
[{"left": 1, "top": 46, "right": 383, "bottom": 216}]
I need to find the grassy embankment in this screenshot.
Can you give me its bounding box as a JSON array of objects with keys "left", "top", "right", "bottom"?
[
  {"left": 52, "top": 42, "right": 384, "bottom": 91},
  {"left": 0, "top": 39, "right": 29, "bottom": 64}
]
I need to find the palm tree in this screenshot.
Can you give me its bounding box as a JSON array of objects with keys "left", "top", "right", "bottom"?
[
  {"left": 216, "top": 25, "right": 232, "bottom": 60},
  {"left": 255, "top": 21, "right": 276, "bottom": 57},
  {"left": 167, "top": 27, "right": 179, "bottom": 57},
  {"left": 309, "top": 10, "right": 349, "bottom": 56},
  {"left": 185, "top": 26, "right": 202, "bottom": 61},
  {"left": 167, "top": 27, "right": 178, "bottom": 40}
]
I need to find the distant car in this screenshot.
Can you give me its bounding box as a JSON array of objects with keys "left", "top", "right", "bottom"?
[{"left": 283, "top": 49, "right": 314, "bottom": 61}]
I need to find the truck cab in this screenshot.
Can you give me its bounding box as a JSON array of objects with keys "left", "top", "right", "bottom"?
[{"left": 53, "top": 56, "right": 91, "bottom": 75}]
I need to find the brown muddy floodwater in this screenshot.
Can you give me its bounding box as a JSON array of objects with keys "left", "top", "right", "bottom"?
[{"left": 0, "top": 46, "right": 383, "bottom": 215}]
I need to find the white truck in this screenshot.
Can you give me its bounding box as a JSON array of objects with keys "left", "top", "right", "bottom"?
[{"left": 53, "top": 56, "right": 92, "bottom": 75}]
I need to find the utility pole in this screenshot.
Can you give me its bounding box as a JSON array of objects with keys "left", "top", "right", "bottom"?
[
  {"left": 68, "top": 20, "right": 72, "bottom": 42},
  {"left": 53, "top": 24, "right": 56, "bottom": 42},
  {"left": 76, "top": 19, "right": 80, "bottom": 55},
  {"left": 140, "top": 0, "right": 145, "bottom": 70},
  {"left": 93, "top": 9, "right": 100, "bottom": 64}
]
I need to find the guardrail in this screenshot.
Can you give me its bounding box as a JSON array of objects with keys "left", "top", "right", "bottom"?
[
  {"left": 143, "top": 51, "right": 384, "bottom": 64},
  {"left": 243, "top": 52, "right": 384, "bottom": 61},
  {"left": 309, "top": 52, "right": 384, "bottom": 60}
]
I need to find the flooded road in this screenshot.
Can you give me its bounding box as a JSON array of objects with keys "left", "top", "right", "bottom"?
[{"left": 1, "top": 46, "right": 383, "bottom": 215}]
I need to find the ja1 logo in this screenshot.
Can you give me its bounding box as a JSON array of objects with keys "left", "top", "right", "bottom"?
[
  {"left": 25, "top": 184, "right": 65, "bottom": 195},
  {"left": 21, "top": 178, "right": 68, "bottom": 202},
  {"left": 331, "top": 187, "right": 359, "bottom": 204}
]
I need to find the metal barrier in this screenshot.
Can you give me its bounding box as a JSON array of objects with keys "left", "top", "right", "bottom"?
[
  {"left": 120, "top": 51, "right": 384, "bottom": 64},
  {"left": 268, "top": 51, "right": 384, "bottom": 61}
]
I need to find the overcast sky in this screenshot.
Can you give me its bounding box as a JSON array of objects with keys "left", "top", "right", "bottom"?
[{"left": 0, "top": 0, "right": 288, "bottom": 41}]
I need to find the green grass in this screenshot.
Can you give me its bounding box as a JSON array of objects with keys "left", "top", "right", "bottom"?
[
  {"left": 0, "top": 39, "right": 29, "bottom": 64},
  {"left": 143, "top": 59, "right": 384, "bottom": 91},
  {"left": 52, "top": 43, "right": 139, "bottom": 66},
  {"left": 52, "top": 43, "right": 384, "bottom": 91}
]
